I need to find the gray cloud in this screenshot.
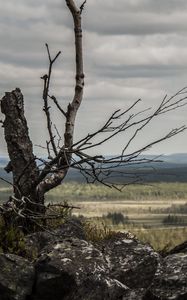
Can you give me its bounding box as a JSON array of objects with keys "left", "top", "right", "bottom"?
[
  {"left": 50, "top": 0, "right": 187, "bottom": 35},
  {"left": 0, "top": 0, "right": 187, "bottom": 156},
  {"left": 84, "top": 12, "right": 187, "bottom": 36}
]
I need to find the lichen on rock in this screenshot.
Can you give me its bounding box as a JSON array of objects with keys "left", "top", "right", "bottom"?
[{"left": 0, "top": 218, "right": 186, "bottom": 300}]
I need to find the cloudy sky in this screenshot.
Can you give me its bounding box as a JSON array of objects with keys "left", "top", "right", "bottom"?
[{"left": 0, "top": 0, "right": 187, "bottom": 157}]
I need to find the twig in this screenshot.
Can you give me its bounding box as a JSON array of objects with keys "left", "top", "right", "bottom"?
[
  {"left": 41, "top": 43, "right": 61, "bottom": 156},
  {"left": 48, "top": 94, "right": 67, "bottom": 117},
  {"left": 80, "top": 0, "right": 87, "bottom": 14}
]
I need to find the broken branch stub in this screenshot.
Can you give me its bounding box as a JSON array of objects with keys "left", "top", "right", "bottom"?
[{"left": 1, "top": 88, "right": 39, "bottom": 197}]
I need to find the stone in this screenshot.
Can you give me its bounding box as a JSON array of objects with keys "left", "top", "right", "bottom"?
[
  {"left": 24, "top": 217, "right": 86, "bottom": 259},
  {"left": 98, "top": 232, "right": 159, "bottom": 289},
  {"left": 167, "top": 240, "right": 187, "bottom": 255},
  {"left": 0, "top": 253, "right": 35, "bottom": 300},
  {"left": 33, "top": 237, "right": 128, "bottom": 299},
  {"left": 144, "top": 253, "right": 187, "bottom": 300},
  {"left": 0, "top": 218, "right": 187, "bottom": 300}
]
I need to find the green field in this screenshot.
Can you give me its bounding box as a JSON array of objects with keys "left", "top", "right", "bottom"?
[
  {"left": 46, "top": 182, "right": 187, "bottom": 250},
  {"left": 1, "top": 181, "right": 187, "bottom": 251},
  {"left": 1, "top": 182, "right": 187, "bottom": 223},
  {"left": 45, "top": 182, "right": 187, "bottom": 225},
  {"left": 46, "top": 182, "right": 187, "bottom": 201}
]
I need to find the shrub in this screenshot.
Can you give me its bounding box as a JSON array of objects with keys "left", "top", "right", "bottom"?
[
  {"left": 0, "top": 217, "right": 26, "bottom": 255},
  {"left": 83, "top": 221, "right": 116, "bottom": 242},
  {"left": 104, "top": 212, "right": 129, "bottom": 225},
  {"left": 162, "top": 214, "right": 186, "bottom": 225}
]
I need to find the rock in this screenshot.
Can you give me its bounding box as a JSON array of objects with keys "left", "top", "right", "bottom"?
[
  {"left": 144, "top": 253, "right": 187, "bottom": 300},
  {"left": 32, "top": 232, "right": 160, "bottom": 300},
  {"left": 33, "top": 237, "right": 128, "bottom": 300},
  {"left": 54, "top": 216, "right": 86, "bottom": 240},
  {"left": 67, "top": 274, "right": 129, "bottom": 300},
  {"left": 0, "top": 218, "right": 187, "bottom": 300},
  {"left": 0, "top": 253, "right": 35, "bottom": 300},
  {"left": 98, "top": 232, "right": 159, "bottom": 289},
  {"left": 24, "top": 217, "right": 86, "bottom": 259},
  {"left": 167, "top": 240, "right": 187, "bottom": 255}
]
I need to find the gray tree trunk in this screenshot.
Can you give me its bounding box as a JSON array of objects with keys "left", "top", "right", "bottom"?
[
  {"left": 1, "top": 88, "right": 44, "bottom": 230},
  {"left": 1, "top": 88, "right": 39, "bottom": 198}
]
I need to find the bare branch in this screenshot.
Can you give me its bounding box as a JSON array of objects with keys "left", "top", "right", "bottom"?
[
  {"left": 54, "top": 124, "right": 63, "bottom": 149},
  {"left": 41, "top": 44, "right": 62, "bottom": 156},
  {"left": 1, "top": 1, "right": 187, "bottom": 232},
  {"left": 80, "top": 0, "right": 87, "bottom": 14},
  {"left": 46, "top": 140, "right": 53, "bottom": 159},
  {"left": 73, "top": 87, "right": 187, "bottom": 154},
  {"left": 45, "top": 43, "right": 61, "bottom": 64},
  {"left": 64, "top": 0, "right": 85, "bottom": 150},
  {"left": 48, "top": 94, "right": 67, "bottom": 117},
  {"left": 0, "top": 176, "right": 13, "bottom": 187}
]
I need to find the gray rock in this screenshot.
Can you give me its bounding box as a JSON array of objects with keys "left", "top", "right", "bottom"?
[
  {"left": 33, "top": 237, "right": 128, "bottom": 299},
  {"left": 167, "top": 240, "right": 187, "bottom": 255},
  {"left": 98, "top": 232, "right": 159, "bottom": 289},
  {"left": 24, "top": 217, "right": 86, "bottom": 259},
  {"left": 0, "top": 219, "right": 187, "bottom": 300},
  {"left": 69, "top": 274, "right": 129, "bottom": 300},
  {"left": 0, "top": 253, "right": 35, "bottom": 300},
  {"left": 144, "top": 253, "right": 187, "bottom": 300}
]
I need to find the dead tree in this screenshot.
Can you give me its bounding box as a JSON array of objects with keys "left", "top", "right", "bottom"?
[{"left": 0, "top": 0, "right": 187, "bottom": 231}]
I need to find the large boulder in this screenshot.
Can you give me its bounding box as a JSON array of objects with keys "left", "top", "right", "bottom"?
[
  {"left": 0, "top": 219, "right": 186, "bottom": 300},
  {"left": 33, "top": 237, "right": 128, "bottom": 300},
  {"left": 98, "top": 232, "right": 159, "bottom": 289},
  {"left": 167, "top": 240, "right": 187, "bottom": 255},
  {"left": 144, "top": 253, "right": 187, "bottom": 300},
  {"left": 32, "top": 231, "right": 160, "bottom": 300},
  {"left": 0, "top": 253, "right": 34, "bottom": 300},
  {"left": 24, "top": 217, "right": 86, "bottom": 259}
]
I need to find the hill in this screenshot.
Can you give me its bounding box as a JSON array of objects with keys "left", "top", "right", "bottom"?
[{"left": 1, "top": 154, "right": 187, "bottom": 184}]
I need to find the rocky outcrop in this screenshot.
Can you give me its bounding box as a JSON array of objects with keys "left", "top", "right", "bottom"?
[
  {"left": 33, "top": 237, "right": 128, "bottom": 300},
  {"left": 24, "top": 217, "right": 86, "bottom": 259},
  {"left": 97, "top": 232, "right": 159, "bottom": 289},
  {"left": 144, "top": 253, "right": 187, "bottom": 300},
  {"left": 0, "top": 253, "right": 34, "bottom": 300},
  {"left": 0, "top": 218, "right": 186, "bottom": 300}
]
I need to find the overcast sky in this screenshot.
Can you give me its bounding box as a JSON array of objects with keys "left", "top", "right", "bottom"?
[{"left": 0, "top": 0, "right": 187, "bottom": 157}]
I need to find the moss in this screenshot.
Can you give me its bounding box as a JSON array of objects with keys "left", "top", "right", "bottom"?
[{"left": 0, "top": 216, "right": 26, "bottom": 256}]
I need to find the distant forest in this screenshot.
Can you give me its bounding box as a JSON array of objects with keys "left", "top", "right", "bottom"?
[{"left": 1, "top": 154, "right": 187, "bottom": 185}]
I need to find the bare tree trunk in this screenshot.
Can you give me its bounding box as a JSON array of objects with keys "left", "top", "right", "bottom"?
[
  {"left": 36, "top": 0, "right": 85, "bottom": 194},
  {"left": 0, "top": 1, "right": 86, "bottom": 231},
  {"left": 1, "top": 88, "right": 39, "bottom": 197},
  {"left": 1, "top": 0, "right": 186, "bottom": 233},
  {"left": 1, "top": 88, "right": 44, "bottom": 230}
]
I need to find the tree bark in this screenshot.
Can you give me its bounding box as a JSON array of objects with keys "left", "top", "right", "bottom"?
[
  {"left": 64, "top": 0, "right": 85, "bottom": 150},
  {"left": 36, "top": 0, "right": 85, "bottom": 195},
  {"left": 1, "top": 88, "right": 40, "bottom": 199},
  {"left": 0, "top": 1, "right": 85, "bottom": 231}
]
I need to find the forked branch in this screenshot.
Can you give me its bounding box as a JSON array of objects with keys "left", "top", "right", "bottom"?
[
  {"left": 41, "top": 44, "right": 61, "bottom": 156},
  {"left": 1, "top": 0, "right": 187, "bottom": 230},
  {"left": 36, "top": 0, "right": 85, "bottom": 194}
]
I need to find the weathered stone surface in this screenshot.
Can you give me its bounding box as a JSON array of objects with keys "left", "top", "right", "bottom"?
[
  {"left": 0, "top": 219, "right": 187, "bottom": 300},
  {"left": 144, "top": 253, "right": 187, "bottom": 300},
  {"left": 33, "top": 237, "right": 128, "bottom": 300},
  {"left": 98, "top": 232, "right": 159, "bottom": 289},
  {"left": 66, "top": 274, "right": 129, "bottom": 300},
  {"left": 167, "top": 240, "right": 187, "bottom": 255},
  {"left": 0, "top": 253, "right": 34, "bottom": 300},
  {"left": 55, "top": 217, "right": 86, "bottom": 240},
  {"left": 122, "top": 288, "right": 146, "bottom": 300},
  {"left": 24, "top": 217, "right": 86, "bottom": 259}
]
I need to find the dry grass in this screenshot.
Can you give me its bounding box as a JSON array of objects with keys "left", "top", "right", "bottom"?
[
  {"left": 72, "top": 199, "right": 187, "bottom": 217},
  {"left": 129, "top": 226, "right": 187, "bottom": 251}
]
